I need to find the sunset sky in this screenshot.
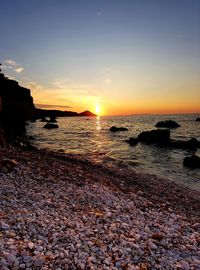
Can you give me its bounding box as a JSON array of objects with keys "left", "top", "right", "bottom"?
[{"left": 0, "top": 0, "right": 200, "bottom": 115}]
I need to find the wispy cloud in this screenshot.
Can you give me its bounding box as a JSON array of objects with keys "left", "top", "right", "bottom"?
[
  {"left": 35, "top": 104, "right": 72, "bottom": 109},
  {"left": 15, "top": 67, "right": 24, "bottom": 73},
  {"left": 3, "top": 59, "right": 24, "bottom": 73},
  {"left": 4, "top": 59, "right": 17, "bottom": 66}
]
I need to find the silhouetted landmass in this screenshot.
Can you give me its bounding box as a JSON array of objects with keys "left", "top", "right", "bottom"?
[
  {"left": 0, "top": 65, "right": 96, "bottom": 140},
  {"left": 34, "top": 108, "right": 96, "bottom": 119},
  {"left": 0, "top": 66, "right": 34, "bottom": 139},
  {"left": 78, "top": 110, "right": 96, "bottom": 117}
]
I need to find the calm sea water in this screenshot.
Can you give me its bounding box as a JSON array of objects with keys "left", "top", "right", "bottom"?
[{"left": 27, "top": 114, "right": 200, "bottom": 190}]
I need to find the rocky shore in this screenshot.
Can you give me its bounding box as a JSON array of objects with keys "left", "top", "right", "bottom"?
[{"left": 0, "top": 146, "right": 200, "bottom": 269}]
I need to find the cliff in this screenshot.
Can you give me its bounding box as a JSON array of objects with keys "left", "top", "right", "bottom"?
[{"left": 0, "top": 71, "right": 35, "bottom": 139}]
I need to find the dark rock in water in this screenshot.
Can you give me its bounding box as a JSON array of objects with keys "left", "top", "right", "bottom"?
[
  {"left": 137, "top": 129, "right": 170, "bottom": 145},
  {"left": 155, "top": 120, "right": 180, "bottom": 128},
  {"left": 183, "top": 155, "right": 200, "bottom": 168},
  {"left": 196, "top": 118, "right": 200, "bottom": 122},
  {"left": 126, "top": 138, "right": 138, "bottom": 145},
  {"left": 43, "top": 123, "right": 59, "bottom": 129},
  {"left": 110, "top": 126, "right": 128, "bottom": 132},
  {"left": 40, "top": 117, "right": 48, "bottom": 122},
  {"left": 170, "top": 138, "right": 200, "bottom": 150}
]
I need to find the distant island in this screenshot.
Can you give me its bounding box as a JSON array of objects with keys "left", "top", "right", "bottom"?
[{"left": 34, "top": 108, "right": 96, "bottom": 119}]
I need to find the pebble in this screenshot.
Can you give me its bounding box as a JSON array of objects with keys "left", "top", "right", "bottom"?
[{"left": 0, "top": 147, "right": 199, "bottom": 270}]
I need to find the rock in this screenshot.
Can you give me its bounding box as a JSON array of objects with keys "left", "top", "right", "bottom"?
[
  {"left": 1, "top": 222, "right": 10, "bottom": 230},
  {"left": 34, "top": 259, "right": 44, "bottom": 267},
  {"left": 155, "top": 120, "right": 180, "bottom": 128},
  {"left": 196, "top": 118, "right": 200, "bottom": 121},
  {"left": 43, "top": 123, "right": 59, "bottom": 129},
  {"left": 2, "top": 158, "right": 17, "bottom": 169},
  {"left": 126, "top": 138, "right": 138, "bottom": 145},
  {"left": 183, "top": 155, "right": 200, "bottom": 168},
  {"left": 110, "top": 126, "right": 128, "bottom": 132},
  {"left": 6, "top": 254, "right": 16, "bottom": 264},
  {"left": 0, "top": 70, "right": 35, "bottom": 139},
  {"left": 170, "top": 138, "right": 200, "bottom": 150},
  {"left": 137, "top": 129, "right": 170, "bottom": 145}
]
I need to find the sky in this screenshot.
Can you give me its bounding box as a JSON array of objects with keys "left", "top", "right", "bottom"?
[{"left": 0, "top": 0, "right": 200, "bottom": 116}]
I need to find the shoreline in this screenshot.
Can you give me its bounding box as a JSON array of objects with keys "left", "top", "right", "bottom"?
[
  {"left": 0, "top": 145, "right": 200, "bottom": 269},
  {"left": 1, "top": 145, "right": 200, "bottom": 221}
]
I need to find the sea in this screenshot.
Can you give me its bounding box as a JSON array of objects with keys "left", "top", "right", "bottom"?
[{"left": 27, "top": 114, "right": 200, "bottom": 191}]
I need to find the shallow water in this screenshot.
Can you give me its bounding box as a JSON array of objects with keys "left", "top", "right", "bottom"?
[{"left": 27, "top": 114, "right": 200, "bottom": 190}]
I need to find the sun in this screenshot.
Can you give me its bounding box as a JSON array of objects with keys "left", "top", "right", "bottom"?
[{"left": 95, "top": 105, "right": 101, "bottom": 115}]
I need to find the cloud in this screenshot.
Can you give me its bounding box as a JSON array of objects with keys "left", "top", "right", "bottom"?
[
  {"left": 52, "top": 79, "right": 70, "bottom": 89},
  {"left": 25, "top": 81, "right": 43, "bottom": 90},
  {"left": 4, "top": 59, "right": 17, "bottom": 66},
  {"left": 15, "top": 67, "right": 24, "bottom": 73},
  {"left": 35, "top": 104, "right": 72, "bottom": 109},
  {"left": 3, "top": 59, "right": 24, "bottom": 73}
]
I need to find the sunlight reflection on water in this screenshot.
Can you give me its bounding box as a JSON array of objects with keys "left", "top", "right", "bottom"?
[{"left": 27, "top": 114, "right": 200, "bottom": 190}]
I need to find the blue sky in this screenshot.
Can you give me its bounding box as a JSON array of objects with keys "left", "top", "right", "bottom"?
[{"left": 0, "top": 0, "right": 200, "bottom": 114}]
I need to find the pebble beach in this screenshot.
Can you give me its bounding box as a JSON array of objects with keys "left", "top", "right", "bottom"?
[{"left": 0, "top": 146, "right": 200, "bottom": 270}]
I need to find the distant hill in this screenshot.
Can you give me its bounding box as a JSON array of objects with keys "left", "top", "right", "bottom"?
[
  {"left": 34, "top": 108, "right": 96, "bottom": 119},
  {"left": 79, "top": 110, "right": 96, "bottom": 117}
]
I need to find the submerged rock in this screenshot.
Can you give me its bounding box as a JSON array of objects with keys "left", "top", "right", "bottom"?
[
  {"left": 110, "top": 126, "right": 128, "bottom": 132},
  {"left": 170, "top": 138, "right": 200, "bottom": 150},
  {"left": 126, "top": 138, "right": 138, "bottom": 145},
  {"left": 137, "top": 129, "right": 170, "bottom": 145},
  {"left": 43, "top": 123, "right": 59, "bottom": 129},
  {"left": 183, "top": 155, "right": 200, "bottom": 168},
  {"left": 155, "top": 120, "right": 180, "bottom": 128}
]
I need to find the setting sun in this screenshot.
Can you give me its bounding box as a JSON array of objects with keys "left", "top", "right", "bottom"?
[{"left": 95, "top": 105, "right": 101, "bottom": 115}]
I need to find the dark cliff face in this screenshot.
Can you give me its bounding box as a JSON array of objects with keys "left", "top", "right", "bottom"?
[{"left": 0, "top": 72, "right": 35, "bottom": 138}]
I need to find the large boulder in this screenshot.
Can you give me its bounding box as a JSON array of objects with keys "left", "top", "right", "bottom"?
[
  {"left": 183, "top": 155, "right": 200, "bottom": 168},
  {"left": 43, "top": 123, "right": 59, "bottom": 129},
  {"left": 110, "top": 126, "right": 128, "bottom": 132},
  {"left": 196, "top": 118, "right": 200, "bottom": 122},
  {"left": 155, "top": 120, "right": 180, "bottom": 128},
  {"left": 137, "top": 129, "right": 170, "bottom": 145}
]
